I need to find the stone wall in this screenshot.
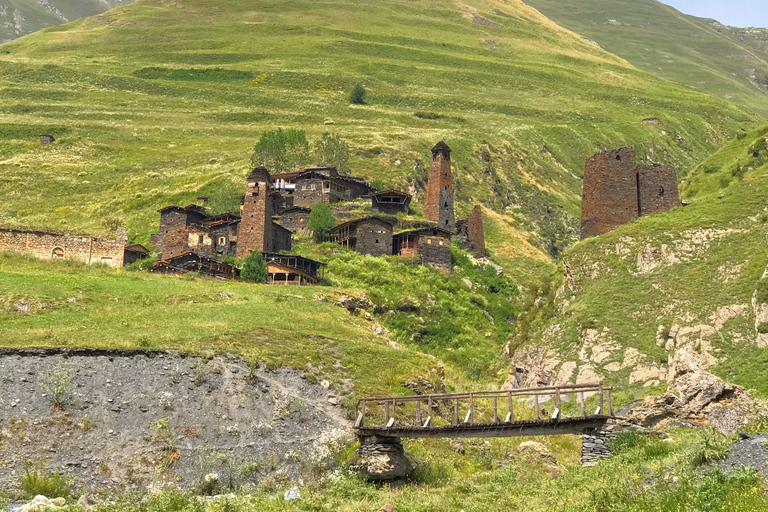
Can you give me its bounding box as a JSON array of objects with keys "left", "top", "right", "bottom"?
[
  {"left": 355, "top": 218, "right": 393, "bottom": 257},
  {"left": 271, "top": 223, "right": 293, "bottom": 253},
  {"left": 418, "top": 230, "right": 452, "bottom": 273},
  {"left": 581, "top": 147, "right": 639, "bottom": 239},
  {"left": 581, "top": 147, "right": 679, "bottom": 239},
  {"left": 581, "top": 423, "right": 620, "bottom": 466},
  {"left": 0, "top": 226, "right": 125, "bottom": 267},
  {"left": 456, "top": 205, "right": 485, "bottom": 258},
  {"left": 293, "top": 177, "right": 325, "bottom": 209},
  {"left": 637, "top": 164, "right": 679, "bottom": 216},
  {"left": 278, "top": 208, "right": 311, "bottom": 234}
]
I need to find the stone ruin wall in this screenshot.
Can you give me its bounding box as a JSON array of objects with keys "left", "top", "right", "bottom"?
[
  {"left": 418, "top": 233, "right": 452, "bottom": 273},
  {"left": 0, "top": 227, "right": 125, "bottom": 267},
  {"left": 457, "top": 205, "right": 485, "bottom": 258},
  {"left": 580, "top": 147, "right": 639, "bottom": 240},
  {"left": 637, "top": 164, "right": 680, "bottom": 216},
  {"left": 581, "top": 147, "right": 679, "bottom": 239}
]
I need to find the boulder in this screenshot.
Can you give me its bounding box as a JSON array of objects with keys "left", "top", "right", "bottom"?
[
  {"left": 312, "top": 291, "right": 373, "bottom": 313},
  {"left": 626, "top": 351, "right": 755, "bottom": 435},
  {"left": 517, "top": 440, "right": 557, "bottom": 465},
  {"left": 19, "top": 495, "right": 65, "bottom": 511},
  {"left": 378, "top": 504, "right": 396, "bottom": 512}
]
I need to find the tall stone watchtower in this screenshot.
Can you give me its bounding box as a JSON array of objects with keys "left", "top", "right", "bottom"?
[
  {"left": 425, "top": 141, "right": 455, "bottom": 231},
  {"left": 237, "top": 167, "right": 275, "bottom": 258},
  {"left": 580, "top": 147, "right": 638, "bottom": 240}
]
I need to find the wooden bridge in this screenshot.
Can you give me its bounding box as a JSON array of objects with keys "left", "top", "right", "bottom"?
[{"left": 354, "top": 383, "right": 616, "bottom": 439}]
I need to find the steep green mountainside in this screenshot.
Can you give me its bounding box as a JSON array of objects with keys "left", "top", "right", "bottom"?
[
  {"left": 707, "top": 19, "right": 768, "bottom": 58},
  {"left": 0, "top": 0, "right": 136, "bottom": 42},
  {"left": 511, "top": 125, "right": 768, "bottom": 398},
  {"left": 524, "top": 0, "right": 768, "bottom": 116},
  {"left": 0, "top": 0, "right": 761, "bottom": 285}
]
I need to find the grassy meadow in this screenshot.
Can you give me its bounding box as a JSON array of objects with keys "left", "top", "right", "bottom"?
[
  {"left": 525, "top": 0, "right": 768, "bottom": 117},
  {"left": 0, "top": 0, "right": 762, "bottom": 285}
]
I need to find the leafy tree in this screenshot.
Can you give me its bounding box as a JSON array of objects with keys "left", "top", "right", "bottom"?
[
  {"left": 241, "top": 251, "right": 268, "bottom": 283},
  {"left": 313, "top": 132, "right": 350, "bottom": 172},
  {"left": 349, "top": 83, "right": 366, "bottom": 105},
  {"left": 251, "top": 128, "right": 309, "bottom": 172},
  {"left": 308, "top": 203, "right": 337, "bottom": 242}
]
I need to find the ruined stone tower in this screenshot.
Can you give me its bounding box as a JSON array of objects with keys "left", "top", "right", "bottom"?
[
  {"left": 237, "top": 167, "right": 275, "bottom": 258},
  {"left": 424, "top": 141, "right": 455, "bottom": 231},
  {"left": 581, "top": 147, "right": 679, "bottom": 239},
  {"left": 456, "top": 205, "right": 485, "bottom": 258}
]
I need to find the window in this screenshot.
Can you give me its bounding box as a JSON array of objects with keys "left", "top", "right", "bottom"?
[
  {"left": 52, "top": 247, "right": 64, "bottom": 259},
  {"left": 101, "top": 257, "right": 112, "bottom": 264},
  {"left": 299, "top": 217, "right": 305, "bottom": 223},
  {"left": 375, "top": 239, "right": 380, "bottom": 244},
  {"left": 438, "top": 239, "right": 444, "bottom": 246},
  {"left": 198, "top": 235, "right": 204, "bottom": 244},
  {"left": 616, "top": 154, "right": 621, "bottom": 161},
  {"left": 426, "top": 238, "right": 432, "bottom": 245},
  {"left": 444, "top": 202, "right": 448, "bottom": 207},
  {"left": 219, "top": 237, "right": 226, "bottom": 245}
]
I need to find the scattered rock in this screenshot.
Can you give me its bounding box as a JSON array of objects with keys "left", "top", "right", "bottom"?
[
  {"left": 283, "top": 486, "right": 301, "bottom": 501},
  {"left": 18, "top": 495, "right": 65, "bottom": 511},
  {"left": 625, "top": 351, "right": 755, "bottom": 434},
  {"left": 517, "top": 441, "right": 557, "bottom": 465},
  {"left": 377, "top": 504, "right": 396, "bottom": 512},
  {"left": 313, "top": 291, "right": 373, "bottom": 313},
  {"left": 355, "top": 436, "right": 412, "bottom": 481}
]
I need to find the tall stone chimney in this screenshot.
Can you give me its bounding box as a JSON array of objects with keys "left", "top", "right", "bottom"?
[{"left": 424, "top": 141, "right": 455, "bottom": 231}]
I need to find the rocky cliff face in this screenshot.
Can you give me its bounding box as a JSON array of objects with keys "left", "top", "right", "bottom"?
[{"left": 0, "top": 349, "right": 348, "bottom": 493}]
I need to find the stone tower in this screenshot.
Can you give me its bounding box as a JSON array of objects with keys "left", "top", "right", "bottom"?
[
  {"left": 424, "top": 141, "right": 455, "bottom": 231},
  {"left": 580, "top": 147, "right": 679, "bottom": 239},
  {"left": 236, "top": 167, "right": 274, "bottom": 257}
]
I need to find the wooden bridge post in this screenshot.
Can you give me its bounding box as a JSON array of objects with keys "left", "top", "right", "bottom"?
[
  {"left": 506, "top": 391, "right": 514, "bottom": 423},
  {"left": 554, "top": 388, "right": 561, "bottom": 420},
  {"left": 453, "top": 399, "right": 459, "bottom": 425},
  {"left": 388, "top": 399, "right": 396, "bottom": 427},
  {"left": 356, "top": 401, "right": 366, "bottom": 427},
  {"left": 534, "top": 393, "right": 541, "bottom": 420},
  {"left": 597, "top": 384, "right": 604, "bottom": 415},
  {"left": 579, "top": 391, "right": 585, "bottom": 418},
  {"left": 606, "top": 389, "right": 613, "bottom": 417},
  {"left": 416, "top": 400, "right": 422, "bottom": 425},
  {"left": 425, "top": 396, "right": 433, "bottom": 427},
  {"left": 385, "top": 401, "right": 390, "bottom": 425},
  {"left": 493, "top": 396, "right": 499, "bottom": 423}
]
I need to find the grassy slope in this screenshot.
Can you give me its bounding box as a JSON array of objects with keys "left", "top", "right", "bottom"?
[
  {"left": 0, "top": 251, "right": 442, "bottom": 402},
  {"left": 0, "top": 0, "right": 135, "bottom": 43},
  {"left": 524, "top": 0, "right": 768, "bottom": 117},
  {"left": 513, "top": 125, "right": 768, "bottom": 398},
  {"left": 0, "top": 0, "right": 761, "bottom": 284}
]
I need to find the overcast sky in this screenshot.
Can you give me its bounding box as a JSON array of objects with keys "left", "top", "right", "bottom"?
[{"left": 661, "top": 0, "right": 768, "bottom": 28}]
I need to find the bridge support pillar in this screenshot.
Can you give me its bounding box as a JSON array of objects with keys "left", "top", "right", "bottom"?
[
  {"left": 581, "top": 423, "right": 620, "bottom": 466},
  {"left": 355, "top": 435, "right": 412, "bottom": 482}
]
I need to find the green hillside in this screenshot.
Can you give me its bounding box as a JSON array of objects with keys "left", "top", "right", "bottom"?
[
  {"left": 524, "top": 0, "right": 768, "bottom": 116},
  {"left": 0, "top": 0, "right": 761, "bottom": 285},
  {"left": 511, "top": 124, "right": 768, "bottom": 398},
  {"left": 0, "top": 0, "right": 135, "bottom": 43}
]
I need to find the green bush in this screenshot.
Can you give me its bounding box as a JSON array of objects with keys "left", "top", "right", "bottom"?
[
  {"left": 20, "top": 466, "right": 71, "bottom": 499},
  {"left": 690, "top": 426, "right": 731, "bottom": 466},
  {"left": 313, "top": 133, "right": 350, "bottom": 172},
  {"left": 349, "top": 83, "right": 366, "bottom": 105},
  {"left": 250, "top": 128, "right": 309, "bottom": 173},
  {"left": 241, "top": 252, "right": 268, "bottom": 283},
  {"left": 126, "top": 256, "right": 157, "bottom": 272},
  {"left": 308, "top": 203, "right": 337, "bottom": 242},
  {"left": 757, "top": 278, "right": 768, "bottom": 304},
  {"left": 758, "top": 322, "right": 768, "bottom": 334}
]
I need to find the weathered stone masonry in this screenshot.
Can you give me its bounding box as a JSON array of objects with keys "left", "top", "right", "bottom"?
[
  {"left": 581, "top": 147, "right": 679, "bottom": 239},
  {"left": 424, "top": 141, "right": 455, "bottom": 231},
  {"left": 456, "top": 205, "right": 485, "bottom": 258},
  {"left": 0, "top": 225, "right": 125, "bottom": 267}
]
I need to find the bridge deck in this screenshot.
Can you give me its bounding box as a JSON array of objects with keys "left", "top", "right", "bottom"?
[{"left": 356, "top": 415, "right": 612, "bottom": 438}]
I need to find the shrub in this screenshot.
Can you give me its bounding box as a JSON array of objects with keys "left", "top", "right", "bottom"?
[
  {"left": 20, "top": 463, "right": 71, "bottom": 499},
  {"left": 349, "top": 83, "right": 366, "bottom": 105},
  {"left": 241, "top": 251, "right": 268, "bottom": 283},
  {"left": 758, "top": 322, "right": 768, "bottom": 334},
  {"left": 313, "top": 133, "right": 350, "bottom": 172},
  {"left": 251, "top": 128, "right": 309, "bottom": 172},
  {"left": 757, "top": 278, "right": 768, "bottom": 304},
  {"left": 308, "top": 203, "right": 337, "bottom": 242},
  {"left": 40, "top": 368, "right": 74, "bottom": 408},
  {"left": 690, "top": 426, "right": 730, "bottom": 466},
  {"left": 414, "top": 111, "right": 443, "bottom": 120}
]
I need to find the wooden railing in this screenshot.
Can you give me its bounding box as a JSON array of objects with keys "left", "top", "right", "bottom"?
[{"left": 355, "top": 383, "right": 614, "bottom": 429}]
